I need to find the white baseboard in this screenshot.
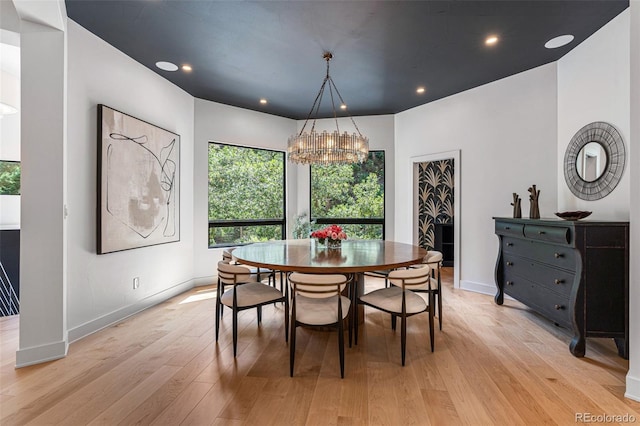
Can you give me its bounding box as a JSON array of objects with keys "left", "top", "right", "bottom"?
[
  {"left": 193, "top": 275, "right": 216, "bottom": 287},
  {"left": 16, "top": 340, "right": 68, "bottom": 368},
  {"left": 67, "top": 279, "right": 195, "bottom": 344},
  {"left": 460, "top": 280, "right": 514, "bottom": 300},
  {"left": 460, "top": 280, "right": 496, "bottom": 296},
  {"left": 626, "top": 374, "right": 640, "bottom": 401}
]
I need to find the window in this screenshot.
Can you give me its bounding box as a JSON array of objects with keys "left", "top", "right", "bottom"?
[
  {"left": 310, "top": 151, "right": 385, "bottom": 240},
  {"left": 208, "top": 143, "right": 285, "bottom": 247},
  {"left": 0, "top": 160, "right": 20, "bottom": 195}
]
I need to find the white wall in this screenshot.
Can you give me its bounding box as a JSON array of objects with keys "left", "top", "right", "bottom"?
[
  {"left": 193, "top": 99, "right": 296, "bottom": 282},
  {"left": 395, "top": 63, "right": 558, "bottom": 294},
  {"left": 557, "top": 10, "right": 631, "bottom": 220},
  {"left": 627, "top": 0, "right": 640, "bottom": 402},
  {"left": 0, "top": 34, "right": 21, "bottom": 228},
  {"left": 293, "top": 114, "right": 396, "bottom": 238},
  {"left": 65, "top": 20, "right": 195, "bottom": 341}
]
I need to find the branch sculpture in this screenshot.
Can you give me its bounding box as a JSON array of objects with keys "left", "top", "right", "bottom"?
[
  {"left": 528, "top": 185, "right": 540, "bottom": 219},
  {"left": 511, "top": 193, "right": 522, "bottom": 218}
]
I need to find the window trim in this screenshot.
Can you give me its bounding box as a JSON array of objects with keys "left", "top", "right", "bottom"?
[
  {"left": 309, "top": 150, "right": 386, "bottom": 240},
  {"left": 207, "top": 142, "right": 286, "bottom": 248}
]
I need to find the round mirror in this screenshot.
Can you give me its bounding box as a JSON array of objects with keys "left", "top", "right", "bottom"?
[
  {"left": 564, "top": 122, "right": 625, "bottom": 201},
  {"left": 575, "top": 142, "right": 607, "bottom": 182}
]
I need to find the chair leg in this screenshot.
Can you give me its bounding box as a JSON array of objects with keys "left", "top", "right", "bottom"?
[
  {"left": 391, "top": 314, "right": 397, "bottom": 331},
  {"left": 437, "top": 268, "right": 443, "bottom": 330},
  {"left": 429, "top": 293, "right": 435, "bottom": 352},
  {"left": 232, "top": 306, "right": 238, "bottom": 357},
  {"left": 257, "top": 305, "right": 262, "bottom": 324},
  {"left": 215, "top": 293, "right": 221, "bottom": 342},
  {"left": 401, "top": 314, "right": 407, "bottom": 366},
  {"left": 338, "top": 315, "right": 345, "bottom": 378},
  {"left": 284, "top": 297, "right": 290, "bottom": 343},
  {"left": 354, "top": 298, "right": 359, "bottom": 346},
  {"left": 290, "top": 314, "right": 296, "bottom": 377}
]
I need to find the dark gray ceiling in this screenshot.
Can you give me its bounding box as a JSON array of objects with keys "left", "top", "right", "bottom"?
[{"left": 65, "top": 0, "right": 628, "bottom": 120}]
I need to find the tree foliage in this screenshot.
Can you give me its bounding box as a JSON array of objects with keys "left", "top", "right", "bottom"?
[
  {"left": 311, "top": 151, "right": 385, "bottom": 239},
  {"left": 207, "top": 145, "right": 385, "bottom": 245},
  {"left": 208, "top": 144, "right": 284, "bottom": 245},
  {"left": 0, "top": 161, "right": 20, "bottom": 195}
]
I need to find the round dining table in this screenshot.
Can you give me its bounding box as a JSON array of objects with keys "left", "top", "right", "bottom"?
[
  {"left": 232, "top": 239, "right": 428, "bottom": 320},
  {"left": 232, "top": 238, "right": 427, "bottom": 274}
]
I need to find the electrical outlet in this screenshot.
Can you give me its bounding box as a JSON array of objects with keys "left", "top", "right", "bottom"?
[{"left": 133, "top": 277, "right": 140, "bottom": 289}]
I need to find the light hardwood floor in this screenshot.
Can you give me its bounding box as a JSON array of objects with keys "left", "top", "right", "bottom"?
[{"left": 1, "top": 269, "right": 639, "bottom": 425}]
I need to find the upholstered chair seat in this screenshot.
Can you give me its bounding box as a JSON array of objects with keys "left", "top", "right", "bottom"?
[
  {"left": 216, "top": 261, "right": 288, "bottom": 357},
  {"left": 288, "top": 272, "right": 352, "bottom": 378},
  {"left": 356, "top": 264, "right": 434, "bottom": 366}
]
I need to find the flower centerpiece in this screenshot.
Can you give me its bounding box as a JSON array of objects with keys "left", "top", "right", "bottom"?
[{"left": 311, "top": 225, "right": 347, "bottom": 249}]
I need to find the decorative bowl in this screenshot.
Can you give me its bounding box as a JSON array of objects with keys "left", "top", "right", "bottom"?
[{"left": 554, "top": 211, "right": 592, "bottom": 221}]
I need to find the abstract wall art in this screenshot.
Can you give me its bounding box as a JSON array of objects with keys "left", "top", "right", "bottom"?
[{"left": 97, "top": 105, "right": 180, "bottom": 254}]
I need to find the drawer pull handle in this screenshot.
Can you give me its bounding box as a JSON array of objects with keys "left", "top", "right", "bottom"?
[
  {"left": 506, "top": 261, "right": 513, "bottom": 266},
  {"left": 554, "top": 253, "right": 563, "bottom": 258},
  {"left": 506, "top": 281, "right": 513, "bottom": 286},
  {"left": 554, "top": 304, "right": 564, "bottom": 310},
  {"left": 505, "top": 226, "right": 511, "bottom": 230},
  {"left": 554, "top": 279, "right": 565, "bottom": 285},
  {"left": 507, "top": 242, "right": 514, "bottom": 246},
  {"left": 538, "top": 231, "right": 546, "bottom": 235}
]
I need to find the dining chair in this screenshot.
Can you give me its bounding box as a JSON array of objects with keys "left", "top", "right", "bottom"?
[
  {"left": 288, "top": 272, "right": 352, "bottom": 378},
  {"left": 216, "top": 261, "right": 288, "bottom": 357},
  {"left": 356, "top": 264, "right": 434, "bottom": 366},
  {"left": 222, "top": 247, "right": 277, "bottom": 288},
  {"left": 423, "top": 250, "right": 443, "bottom": 330},
  {"left": 364, "top": 270, "right": 391, "bottom": 288}
]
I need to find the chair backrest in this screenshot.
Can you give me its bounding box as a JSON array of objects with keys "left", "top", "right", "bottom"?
[
  {"left": 288, "top": 273, "right": 349, "bottom": 298},
  {"left": 222, "top": 247, "right": 236, "bottom": 262},
  {"left": 388, "top": 264, "right": 431, "bottom": 290},
  {"left": 423, "top": 250, "right": 443, "bottom": 265},
  {"left": 217, "top": 261, "right": 254, "bottom": 286}
]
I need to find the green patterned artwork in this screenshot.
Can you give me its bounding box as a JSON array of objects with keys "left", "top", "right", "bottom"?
[{"left": 418, "top": 159, "right": 454, "bottom": 250}]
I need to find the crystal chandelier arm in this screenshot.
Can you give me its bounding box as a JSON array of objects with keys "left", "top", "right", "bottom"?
[
  {"left": 298, "top": 77, "right": 328, "bottom": 136},
  {"left": 328, "top": 77, "right": 365, "bottom": 139},
  {"left": 327, "top": 77, "right": 340, "bottom": 135}
]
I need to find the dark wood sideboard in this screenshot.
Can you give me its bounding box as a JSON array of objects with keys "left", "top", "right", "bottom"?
[{"left": 493, "top": 217, "right": 628, "bottom": 358}]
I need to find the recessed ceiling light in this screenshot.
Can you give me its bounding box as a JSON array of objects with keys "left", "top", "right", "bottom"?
[
  {"left": 156, "top": 61, "right": 178, "bottom": 71},
  {"left": 485, "top": 35, "right": 499, "bottom": 45},
  {"left": 416, "top": 87, "right": 426, "bottom": 94},
  {"left": 182, "top": 64, "right": 192, "bottom": 72},
  {"left": 259, "top": 98, "right": 268, "bottom": 105},
  {"left": 545, "top": 34, "right": 574, "bottom": 49},
  {"left": 340, "top": 104, "right": 347, "bottom": 110}
]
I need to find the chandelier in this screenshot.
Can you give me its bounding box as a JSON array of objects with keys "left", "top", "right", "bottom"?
[{"left": 287, "top": 52, "right": 369, "bottom": 165}]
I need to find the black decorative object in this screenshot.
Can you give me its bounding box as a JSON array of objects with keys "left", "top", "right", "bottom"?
[
  {"left": 555, "top": 211, "right": 592, "bottom": 221},
  {"left": 528, "top": 185, "right": 540, "bottom": 219},
  {"left": 563, "top": 121, "right": 625, "bottom": 201},
  {"left": 511, "top": 193, "right": 521, "bottom": 218},
  {"left": 494, "top": 217, "right": 629, "bottom": 359}
]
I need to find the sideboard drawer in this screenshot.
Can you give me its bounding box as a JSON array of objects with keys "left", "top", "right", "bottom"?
[
  {"left": 495, "top": 221, "right": 524, "bottom": 238},
  {"left": 503, "top": 255, "right": 574, "bottom": 297},
  {"left": 504, "top": 277, "right": 571, "bottom": 328},
  {"left": 524, "top": 224, "right": 570, "bottom": 245},
  {"left": 502, "top": 237, "right": 576, "bottom": 271}
]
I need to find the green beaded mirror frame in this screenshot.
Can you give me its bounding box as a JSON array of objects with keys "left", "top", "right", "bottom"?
[{"left": 563, "top": 121, "right": 625, "bottom": 201}]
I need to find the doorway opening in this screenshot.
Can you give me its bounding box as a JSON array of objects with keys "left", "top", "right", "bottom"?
[{"left": 411, "top": 150, "right": 460, "bottom": 288}]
